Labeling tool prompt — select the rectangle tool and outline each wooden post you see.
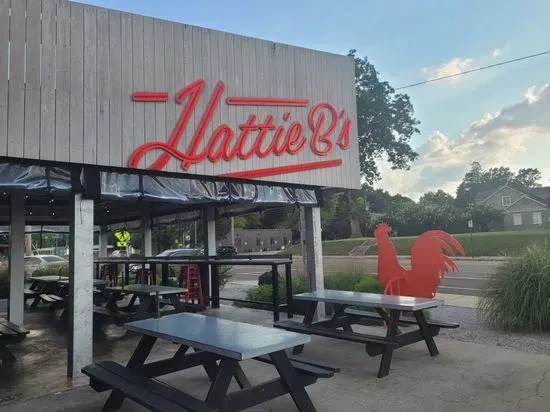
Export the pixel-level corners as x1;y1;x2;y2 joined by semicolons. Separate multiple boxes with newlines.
8;191;25;325
304;206;325;321
67;193;94;378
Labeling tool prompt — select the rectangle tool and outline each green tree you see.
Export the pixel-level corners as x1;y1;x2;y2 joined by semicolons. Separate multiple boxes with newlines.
419;190;455;207
349;50;420;185
515;168;542;188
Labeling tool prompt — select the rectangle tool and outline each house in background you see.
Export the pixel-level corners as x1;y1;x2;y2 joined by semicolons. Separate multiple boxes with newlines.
474;183;550;230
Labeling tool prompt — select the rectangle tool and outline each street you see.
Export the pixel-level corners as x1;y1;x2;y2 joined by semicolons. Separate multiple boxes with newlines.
228;257;502;281
224;257;504;297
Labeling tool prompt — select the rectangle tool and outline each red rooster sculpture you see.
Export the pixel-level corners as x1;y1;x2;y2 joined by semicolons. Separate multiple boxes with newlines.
374;223;466;299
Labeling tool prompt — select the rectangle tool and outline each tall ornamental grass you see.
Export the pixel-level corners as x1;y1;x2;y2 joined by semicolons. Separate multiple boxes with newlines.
479;245;550;332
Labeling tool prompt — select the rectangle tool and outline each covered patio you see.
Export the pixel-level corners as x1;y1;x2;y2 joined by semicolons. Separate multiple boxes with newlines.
0;162;324;378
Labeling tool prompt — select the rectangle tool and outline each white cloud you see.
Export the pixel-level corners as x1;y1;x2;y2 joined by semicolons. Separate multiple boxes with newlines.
421;47;505;84
422;57;474;83
375;84;550;200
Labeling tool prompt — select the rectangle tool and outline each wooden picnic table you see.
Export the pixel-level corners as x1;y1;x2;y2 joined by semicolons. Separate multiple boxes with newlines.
82;313;338;411
274;290;459;378
95;285;187;327
32;278;111;320
24;276;69;308
0;319;29;366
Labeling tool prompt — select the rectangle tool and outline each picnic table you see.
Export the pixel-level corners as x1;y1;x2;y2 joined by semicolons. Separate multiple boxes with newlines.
95;255;294;321
94;285;187;327
274;290;458;378
37;279;112;319
82;313;338;411
0;319;29;366
25;275;68;308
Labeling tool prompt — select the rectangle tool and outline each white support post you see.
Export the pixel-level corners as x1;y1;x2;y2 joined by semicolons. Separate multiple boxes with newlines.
304;206;325;320
9;191;25;326
99;224;108;257
67;193;94;378
141;207;152;257
203;206;216;302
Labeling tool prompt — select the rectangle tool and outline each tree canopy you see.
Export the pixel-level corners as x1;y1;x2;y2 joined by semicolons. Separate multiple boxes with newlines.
349;50;420;185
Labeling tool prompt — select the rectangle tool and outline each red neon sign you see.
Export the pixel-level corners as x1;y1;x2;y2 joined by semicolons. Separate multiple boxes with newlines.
128;79;352;178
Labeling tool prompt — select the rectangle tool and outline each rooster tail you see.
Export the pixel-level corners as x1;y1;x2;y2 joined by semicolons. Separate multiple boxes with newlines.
408;230;466;297
416;230;466;256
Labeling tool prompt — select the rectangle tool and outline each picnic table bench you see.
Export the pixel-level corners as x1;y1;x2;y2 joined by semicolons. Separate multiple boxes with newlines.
0;319;29;366
274;290;457;378
83;313;337;411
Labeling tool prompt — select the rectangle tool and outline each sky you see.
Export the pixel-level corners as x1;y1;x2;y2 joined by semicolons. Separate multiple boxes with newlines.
76;0;550;200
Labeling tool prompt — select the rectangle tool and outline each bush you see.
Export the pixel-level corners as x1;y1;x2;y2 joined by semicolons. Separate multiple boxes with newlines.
479;245;550;332
32;264;68;277
0;268;8;299
325;272;367;291
238;272;383;314
354;276;384;293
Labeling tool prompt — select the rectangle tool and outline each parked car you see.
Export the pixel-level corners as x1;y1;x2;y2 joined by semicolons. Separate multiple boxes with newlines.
156;248;204;257
217;245;237;257
129;248;204;274
24;254;67;278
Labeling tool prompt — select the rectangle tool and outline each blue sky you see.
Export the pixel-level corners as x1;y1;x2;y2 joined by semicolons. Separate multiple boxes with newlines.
76;0;550;199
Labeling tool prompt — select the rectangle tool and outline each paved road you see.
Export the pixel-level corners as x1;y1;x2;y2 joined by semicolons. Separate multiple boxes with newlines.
228;258;502;282
225;257;504;296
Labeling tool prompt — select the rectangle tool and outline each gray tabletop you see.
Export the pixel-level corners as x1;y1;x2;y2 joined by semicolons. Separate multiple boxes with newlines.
58;279;109;287
293;290;443;311
105;284;186;296
29;276;68;283
125;313;310;360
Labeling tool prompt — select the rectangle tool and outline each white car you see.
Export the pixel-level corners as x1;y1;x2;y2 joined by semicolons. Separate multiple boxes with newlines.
24;255;67;278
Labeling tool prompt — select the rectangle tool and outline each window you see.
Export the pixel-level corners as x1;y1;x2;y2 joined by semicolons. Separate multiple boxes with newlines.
513;213;522;226
502;196;512;207
533;212;543;225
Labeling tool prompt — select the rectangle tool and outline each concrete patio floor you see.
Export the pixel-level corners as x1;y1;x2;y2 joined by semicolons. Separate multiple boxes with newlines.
1;305;549;411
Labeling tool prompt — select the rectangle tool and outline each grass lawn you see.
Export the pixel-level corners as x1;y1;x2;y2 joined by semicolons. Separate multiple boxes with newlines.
285;230;550;257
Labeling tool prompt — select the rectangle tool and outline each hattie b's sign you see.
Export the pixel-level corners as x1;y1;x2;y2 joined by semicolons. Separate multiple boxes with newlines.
128;79;353;179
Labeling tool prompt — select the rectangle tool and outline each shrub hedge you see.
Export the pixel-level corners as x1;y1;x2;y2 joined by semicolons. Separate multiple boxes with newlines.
479;244;550;332
237;271;384;314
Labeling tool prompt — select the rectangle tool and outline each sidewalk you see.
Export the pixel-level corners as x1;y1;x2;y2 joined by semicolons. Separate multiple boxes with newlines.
436;292;479;309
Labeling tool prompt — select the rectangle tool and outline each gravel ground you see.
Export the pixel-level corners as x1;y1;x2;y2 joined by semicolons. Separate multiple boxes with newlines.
221;283;550;355
3;284;550;356
431;305;550;355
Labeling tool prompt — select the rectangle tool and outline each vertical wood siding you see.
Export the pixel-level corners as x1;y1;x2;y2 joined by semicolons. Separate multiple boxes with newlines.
0;0;360;189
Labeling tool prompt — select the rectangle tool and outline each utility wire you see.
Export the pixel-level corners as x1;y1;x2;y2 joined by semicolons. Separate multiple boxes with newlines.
395;50;550;90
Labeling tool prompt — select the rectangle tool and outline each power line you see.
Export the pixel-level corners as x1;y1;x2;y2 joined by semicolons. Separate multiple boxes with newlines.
395;50;550;90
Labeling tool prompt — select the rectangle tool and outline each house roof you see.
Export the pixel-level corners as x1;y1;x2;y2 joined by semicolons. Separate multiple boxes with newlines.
474;183;550;205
